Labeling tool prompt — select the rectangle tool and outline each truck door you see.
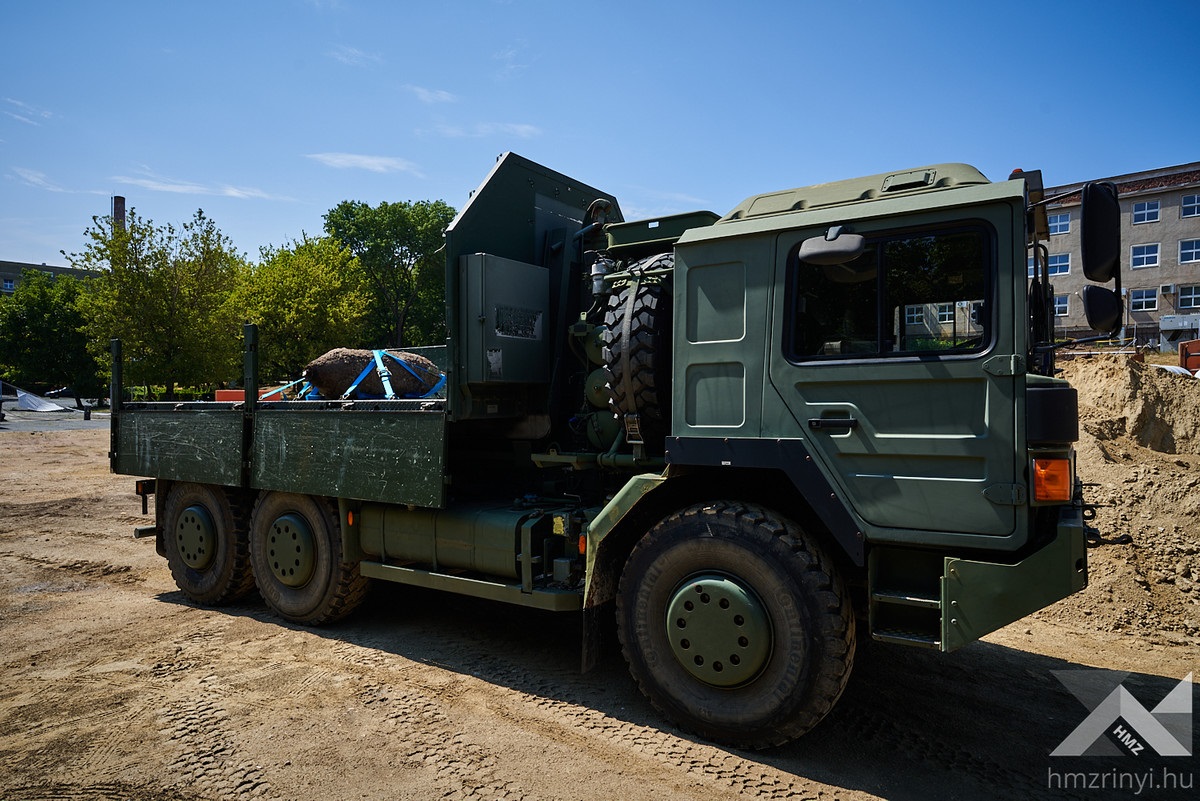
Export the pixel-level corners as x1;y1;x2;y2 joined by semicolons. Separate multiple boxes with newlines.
768;215;1020;539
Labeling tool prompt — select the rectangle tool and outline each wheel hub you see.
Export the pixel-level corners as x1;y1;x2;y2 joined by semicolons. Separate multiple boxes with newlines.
267;513;316;588
176;504;216;570
666;574;772;687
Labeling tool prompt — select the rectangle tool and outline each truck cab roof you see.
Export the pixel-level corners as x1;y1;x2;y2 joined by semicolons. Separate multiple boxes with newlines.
720;163;991;223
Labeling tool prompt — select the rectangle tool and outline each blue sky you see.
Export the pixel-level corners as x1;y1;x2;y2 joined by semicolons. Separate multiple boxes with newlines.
3;0;1197;266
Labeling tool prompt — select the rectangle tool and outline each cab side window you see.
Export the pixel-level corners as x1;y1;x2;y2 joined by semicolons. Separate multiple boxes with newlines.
786;225;992;360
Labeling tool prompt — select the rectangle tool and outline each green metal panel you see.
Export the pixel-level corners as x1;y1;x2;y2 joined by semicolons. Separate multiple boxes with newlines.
113;410;242;484
719;163;991;223
251;409;446;507
358;503;530;579
672;237;771;439
941;510;1088;651
459;254;551;384
583;472;667;608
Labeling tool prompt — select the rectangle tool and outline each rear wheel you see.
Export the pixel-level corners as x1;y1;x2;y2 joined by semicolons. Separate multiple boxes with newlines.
162;482;255;605
249;492;368;625
616;501;855;749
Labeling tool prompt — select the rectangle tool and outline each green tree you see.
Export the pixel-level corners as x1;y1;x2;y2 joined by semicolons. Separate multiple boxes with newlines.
230;235;372;381
69;208;245;397
0;269;104;406
323;199;455;347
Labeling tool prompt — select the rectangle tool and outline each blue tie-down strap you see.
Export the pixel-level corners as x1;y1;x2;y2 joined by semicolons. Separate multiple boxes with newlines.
383;351;446;398
258;377;314;401
340;350;446;400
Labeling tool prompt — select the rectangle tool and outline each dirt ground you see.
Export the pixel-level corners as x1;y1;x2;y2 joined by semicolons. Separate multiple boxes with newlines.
1;356;1196;801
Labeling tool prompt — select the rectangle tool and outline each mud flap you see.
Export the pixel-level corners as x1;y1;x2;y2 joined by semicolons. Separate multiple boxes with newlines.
941;507;1088;651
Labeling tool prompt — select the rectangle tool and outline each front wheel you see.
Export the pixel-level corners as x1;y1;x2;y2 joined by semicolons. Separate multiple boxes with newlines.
616;501;855;749
249;492;368;625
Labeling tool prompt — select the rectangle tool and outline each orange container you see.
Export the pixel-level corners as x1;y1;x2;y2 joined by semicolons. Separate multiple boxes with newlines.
1180;339;1200;373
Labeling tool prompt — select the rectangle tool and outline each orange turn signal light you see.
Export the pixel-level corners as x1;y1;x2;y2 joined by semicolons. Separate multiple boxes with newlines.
1033;458;1071;502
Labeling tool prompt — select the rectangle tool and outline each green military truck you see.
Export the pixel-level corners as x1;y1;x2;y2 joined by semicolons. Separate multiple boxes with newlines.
111;153;1123;749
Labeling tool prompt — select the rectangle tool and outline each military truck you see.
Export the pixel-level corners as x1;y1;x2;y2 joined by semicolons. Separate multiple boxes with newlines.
111;153;1123;749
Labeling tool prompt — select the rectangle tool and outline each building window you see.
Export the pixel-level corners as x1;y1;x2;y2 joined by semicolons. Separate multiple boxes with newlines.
1180;285;1200;309
1130;288;1157;311
904;305;922;325
1028;254;1071;277
1054;294;1069;316
1133;200;1160;224
1181;239;1200;264
1131;244;1160;268
936;303;954;324
1048;212;1070;235
1183;195;1199;218
2;278;13;292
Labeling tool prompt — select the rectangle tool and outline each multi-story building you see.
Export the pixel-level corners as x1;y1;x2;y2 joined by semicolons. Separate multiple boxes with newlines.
1040;162;1200;350
0;260;89;295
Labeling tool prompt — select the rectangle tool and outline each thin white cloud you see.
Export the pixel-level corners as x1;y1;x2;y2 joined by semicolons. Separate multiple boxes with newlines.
406;85;457;104
431;122;541;139
492;44;531;80
13;167;107;195
329;45;381;67
111;167;286;200
14;168;66;191
4;98;53;125
306;152;423;176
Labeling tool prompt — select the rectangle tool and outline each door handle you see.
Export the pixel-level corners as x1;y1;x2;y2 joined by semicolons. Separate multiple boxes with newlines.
808;417;858;431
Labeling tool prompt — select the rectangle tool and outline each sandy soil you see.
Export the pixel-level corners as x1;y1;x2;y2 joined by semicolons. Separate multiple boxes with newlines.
1;357;1196;800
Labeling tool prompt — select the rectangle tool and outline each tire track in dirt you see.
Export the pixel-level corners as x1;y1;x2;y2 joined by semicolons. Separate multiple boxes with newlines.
8;552;143;585
328;638;536;800
0;781;199;801
330;630;832;800
159;693;273;801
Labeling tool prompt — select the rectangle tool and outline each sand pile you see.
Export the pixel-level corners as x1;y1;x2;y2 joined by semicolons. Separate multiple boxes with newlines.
1043;355;1200;645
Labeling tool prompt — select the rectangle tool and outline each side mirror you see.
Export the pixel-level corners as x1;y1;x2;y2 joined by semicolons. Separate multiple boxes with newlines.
799;229;866;265
1081;285;1122;336
1080;181;1120;282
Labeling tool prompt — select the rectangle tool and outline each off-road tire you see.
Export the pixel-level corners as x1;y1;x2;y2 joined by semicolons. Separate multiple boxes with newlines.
616;501;855;749
162;482;255;605
248;492;369;625
603;253;673;449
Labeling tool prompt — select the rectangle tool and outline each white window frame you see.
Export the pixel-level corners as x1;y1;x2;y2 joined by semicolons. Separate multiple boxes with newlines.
1;278;13;292
1133;200;1160;224
1048;212;1070;235
1179;285;1200;309
1181;239;1200;264
904;305;923;325
1130;288;1157;312
936;303;954;324
1053;294;1069;317
1047;253;1070;276
1183;194;1199;218
1131;243;1160;269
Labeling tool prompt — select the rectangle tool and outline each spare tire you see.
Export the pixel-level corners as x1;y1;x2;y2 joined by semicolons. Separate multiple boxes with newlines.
603;253;673;450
